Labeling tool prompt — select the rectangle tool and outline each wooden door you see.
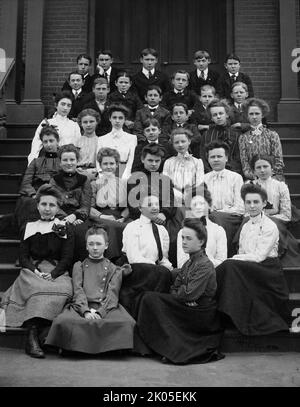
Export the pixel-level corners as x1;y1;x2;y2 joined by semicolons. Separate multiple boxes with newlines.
95;0;227;75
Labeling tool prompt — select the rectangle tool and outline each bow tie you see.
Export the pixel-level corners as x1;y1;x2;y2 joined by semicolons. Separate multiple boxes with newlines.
40;217;55;222
149;107;157;112
176;91;184;95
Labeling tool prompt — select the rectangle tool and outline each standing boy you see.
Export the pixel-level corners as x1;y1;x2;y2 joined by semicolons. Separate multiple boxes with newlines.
67;72;90;118
217;54;254;100
189;50;220;95
132;48;171;101
190;84;215;133
91;50;119;93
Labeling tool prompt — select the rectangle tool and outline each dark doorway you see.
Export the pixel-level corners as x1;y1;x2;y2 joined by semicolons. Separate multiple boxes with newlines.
95;0;227;76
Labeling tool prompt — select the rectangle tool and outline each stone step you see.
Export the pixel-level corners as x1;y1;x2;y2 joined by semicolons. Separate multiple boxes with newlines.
0;174;22;194
0;156;27;173
0;195;19;215
285;173;300;195
283;155;300;172
291;194;300;208
0;139;31;155
0;239;20;263
6;123;38;139
269;123;300;138
281;138;300;155
0;264;21;292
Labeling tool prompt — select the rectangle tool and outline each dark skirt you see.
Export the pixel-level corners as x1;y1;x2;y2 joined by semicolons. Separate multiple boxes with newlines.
209;211;243;257
135;292;223;364
215;257;290;336
119;263;172;319
45;303;135;354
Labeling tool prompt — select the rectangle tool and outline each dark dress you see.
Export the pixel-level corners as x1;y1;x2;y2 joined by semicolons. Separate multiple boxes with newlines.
135;249;224;364
15;152;60;231
46;257;135;354
0;219;74;327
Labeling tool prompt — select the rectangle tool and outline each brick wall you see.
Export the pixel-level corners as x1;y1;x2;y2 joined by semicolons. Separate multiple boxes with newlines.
233;0;281;120
41;0;89;113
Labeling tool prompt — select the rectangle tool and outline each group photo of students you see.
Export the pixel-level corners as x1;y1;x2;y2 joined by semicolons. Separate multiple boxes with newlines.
1;46;299;366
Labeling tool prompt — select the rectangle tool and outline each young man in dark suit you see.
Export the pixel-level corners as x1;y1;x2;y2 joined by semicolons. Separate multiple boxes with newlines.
217;53;254;100
62;54;94;93
67;72;92;118
90;50;119;93
188;50;220;95
132;48;171;101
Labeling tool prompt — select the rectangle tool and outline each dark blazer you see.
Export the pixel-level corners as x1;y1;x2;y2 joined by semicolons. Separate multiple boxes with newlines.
107;90;144;121
134;105;171;142
132;69;171;100
90;67;119;93
69;91;93;118
217;72;254;100
161;89;198;111
127;169;176;221
190;102;211;127
82;97;112;136
62;74;94;94
188;69;220;94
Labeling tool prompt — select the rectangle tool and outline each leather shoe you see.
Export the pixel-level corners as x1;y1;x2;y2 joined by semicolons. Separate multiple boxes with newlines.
25;325;45;359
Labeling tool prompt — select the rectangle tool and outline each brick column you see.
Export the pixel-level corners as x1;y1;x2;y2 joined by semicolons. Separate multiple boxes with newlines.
277;0;300;122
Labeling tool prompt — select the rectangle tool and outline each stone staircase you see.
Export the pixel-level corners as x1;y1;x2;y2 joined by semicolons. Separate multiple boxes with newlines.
0;122;300;351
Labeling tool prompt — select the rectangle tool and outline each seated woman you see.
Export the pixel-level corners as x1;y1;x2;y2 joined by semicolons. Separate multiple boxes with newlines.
177;185;227;268
135;218;224;365
119;193;173;319
163;128;204;205
0;184;74;358
49;143;92;227
239;98;284;181
215;183;290;336
45;226;135;355
15;124;61;232
75;147;129;262
28;91;81;164
248;154;300;267
76;108;100;181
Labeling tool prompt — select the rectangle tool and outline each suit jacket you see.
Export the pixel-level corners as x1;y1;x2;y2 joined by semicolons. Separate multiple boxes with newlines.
217;72;254;100
134;105;171;142
161;89;198;111
90;67;119;93
127;169;176;221
132;69;171;100
62;74;94;94
188;69;220;94
190;102;211;127
82;97;112;136
69;91;93;118
107;90;144;121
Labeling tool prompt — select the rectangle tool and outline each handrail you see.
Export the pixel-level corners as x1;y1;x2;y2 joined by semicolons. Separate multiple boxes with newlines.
0;58;15;92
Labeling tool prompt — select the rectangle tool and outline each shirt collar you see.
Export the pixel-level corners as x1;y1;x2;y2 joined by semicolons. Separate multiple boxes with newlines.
142;67;154;77
72;88;82;95
177;151;192;159
174;88;184;94
139;214;152;224
197;68;208;78
105;67;112;76
111;129;124;138
250;212;264;224
212;169;226;179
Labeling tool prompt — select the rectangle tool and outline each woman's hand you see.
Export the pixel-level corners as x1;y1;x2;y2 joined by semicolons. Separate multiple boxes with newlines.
73;219;84;226
40;272;53;281
64;214;77;224
34;269;43;278
84;311;102;320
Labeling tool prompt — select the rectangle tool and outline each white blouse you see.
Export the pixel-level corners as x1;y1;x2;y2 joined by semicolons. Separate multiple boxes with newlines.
252;178;291;222
77;135;98;168
177;218;227;268
122;215;173;270
232;213;279;263
163;153;204;192
96;130;137;180
28;113;81;164
204;168;245;215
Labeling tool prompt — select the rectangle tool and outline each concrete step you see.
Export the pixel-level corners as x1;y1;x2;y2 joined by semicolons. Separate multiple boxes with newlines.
0;174;22;195
281;138;300;155
0;239;20;263
0;195;19;215
283;155;300;172
269;123;300;138
6;123;38;139
0;264;21;292
0;327;27;350
285;173;300;195
0;156;27;173
0;139;31;155
291;194;300;208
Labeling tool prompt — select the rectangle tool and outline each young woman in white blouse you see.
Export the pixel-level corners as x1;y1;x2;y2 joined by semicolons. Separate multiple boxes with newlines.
177;184;227;268
28;91;81;164
215;183;289;336
163;128;204;205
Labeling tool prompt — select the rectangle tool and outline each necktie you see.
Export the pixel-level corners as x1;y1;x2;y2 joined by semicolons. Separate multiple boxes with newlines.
74;91;78;99
151;221;163;262
149;108;156;114
104;71;108;81
200;71;205;79
231;74;237;82
238;104;242;112
148;71;153;79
